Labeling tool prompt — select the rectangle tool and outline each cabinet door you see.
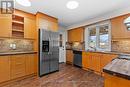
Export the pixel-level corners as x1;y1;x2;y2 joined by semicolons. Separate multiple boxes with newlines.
66;50;73;64
85;53;92;69
101;54;118;72
0;56;10;83
82;52;87;68
0;14;12;37
10;55;26;79
24;17;36;39
49;21;58;32
25;54;35;75
68;27;84;42
91;53;101;72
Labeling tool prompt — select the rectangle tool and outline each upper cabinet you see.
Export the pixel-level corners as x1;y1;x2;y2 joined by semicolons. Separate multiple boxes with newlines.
0;10;36;39
14;10;36;39
0;14;12;37
24;17;36;39
36;12;58;32
68;27;84;42
111;14;130;39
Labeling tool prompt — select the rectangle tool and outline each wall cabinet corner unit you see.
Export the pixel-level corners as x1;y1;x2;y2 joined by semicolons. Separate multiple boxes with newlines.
68;27;84;42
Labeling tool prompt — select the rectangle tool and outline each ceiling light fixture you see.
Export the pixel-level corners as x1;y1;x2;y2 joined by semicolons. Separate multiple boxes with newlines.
66;1;79;10
16;0;31;7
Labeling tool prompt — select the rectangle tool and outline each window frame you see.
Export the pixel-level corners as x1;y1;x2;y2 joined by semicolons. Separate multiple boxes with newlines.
85;21;111;51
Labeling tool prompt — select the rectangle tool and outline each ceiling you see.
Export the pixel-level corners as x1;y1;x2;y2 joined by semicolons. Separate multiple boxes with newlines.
15;0;130;27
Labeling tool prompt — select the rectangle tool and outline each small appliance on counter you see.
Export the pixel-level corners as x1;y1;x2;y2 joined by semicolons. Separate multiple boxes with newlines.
103;54;130;80
39;29;59;77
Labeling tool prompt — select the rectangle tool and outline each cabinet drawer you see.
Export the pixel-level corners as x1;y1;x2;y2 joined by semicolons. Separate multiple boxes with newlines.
11;69;25;79
10;55;26;79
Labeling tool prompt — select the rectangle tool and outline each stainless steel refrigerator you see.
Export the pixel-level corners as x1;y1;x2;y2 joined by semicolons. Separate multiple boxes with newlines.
39;29;59;77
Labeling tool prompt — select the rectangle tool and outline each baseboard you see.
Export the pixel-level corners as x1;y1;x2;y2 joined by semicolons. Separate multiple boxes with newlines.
59;62;65;64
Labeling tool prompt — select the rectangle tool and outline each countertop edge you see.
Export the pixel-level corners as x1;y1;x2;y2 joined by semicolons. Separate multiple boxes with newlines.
66;49;130;55
0;52;37;56
103;69;130;80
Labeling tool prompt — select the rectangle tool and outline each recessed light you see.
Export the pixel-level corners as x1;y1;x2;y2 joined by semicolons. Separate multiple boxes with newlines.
16;0;31;7
66;1;79;10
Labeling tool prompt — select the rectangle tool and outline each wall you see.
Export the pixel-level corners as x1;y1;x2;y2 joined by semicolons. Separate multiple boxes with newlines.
0;38;34;53
67;6;130;30
58;26;67;63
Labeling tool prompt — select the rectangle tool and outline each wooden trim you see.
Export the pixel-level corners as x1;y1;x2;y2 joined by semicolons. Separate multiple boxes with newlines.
36;12;58;23
36;12;58;20
14;9;36;19
0;74;36;86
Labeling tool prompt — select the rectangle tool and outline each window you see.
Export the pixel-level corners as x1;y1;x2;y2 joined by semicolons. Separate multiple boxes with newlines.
85;21;111;51
88;27;97;49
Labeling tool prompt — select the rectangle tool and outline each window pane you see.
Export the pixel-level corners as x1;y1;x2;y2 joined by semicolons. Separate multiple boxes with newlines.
88;27;96;48
99;25;109;49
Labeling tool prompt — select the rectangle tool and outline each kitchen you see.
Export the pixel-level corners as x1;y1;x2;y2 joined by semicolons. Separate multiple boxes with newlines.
0;0;130;87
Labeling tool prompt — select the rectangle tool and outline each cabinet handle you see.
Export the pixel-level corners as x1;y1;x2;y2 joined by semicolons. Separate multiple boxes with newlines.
15;63;23;65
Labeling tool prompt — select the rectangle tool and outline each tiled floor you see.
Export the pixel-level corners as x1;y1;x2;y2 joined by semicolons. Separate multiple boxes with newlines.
2;64;104;87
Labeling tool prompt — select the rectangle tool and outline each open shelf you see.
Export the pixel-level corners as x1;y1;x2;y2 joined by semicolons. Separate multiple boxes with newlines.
12;29;24;33
12;20;24;25
12;15;24;38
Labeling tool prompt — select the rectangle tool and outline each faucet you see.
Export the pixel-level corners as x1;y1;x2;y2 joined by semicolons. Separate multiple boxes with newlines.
89;46;96;51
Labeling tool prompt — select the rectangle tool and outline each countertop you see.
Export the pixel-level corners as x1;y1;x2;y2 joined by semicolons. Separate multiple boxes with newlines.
66;49;130;55
103;58;130;80
0;51;37;56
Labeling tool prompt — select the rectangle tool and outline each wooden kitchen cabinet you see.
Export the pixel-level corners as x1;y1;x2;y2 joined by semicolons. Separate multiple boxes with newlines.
0;54;36;83
0;14;12;37
82;52;92;70
36;12;58;31
66;50;74;64
25;54;35;75
82;52;101;72
82;52;118;74
91;53;101;72
68;27;84;42
111;14;130;39
10;55;26;79
101;54;118;73
104;73;130;87
0;56;10;83
24;17;36;39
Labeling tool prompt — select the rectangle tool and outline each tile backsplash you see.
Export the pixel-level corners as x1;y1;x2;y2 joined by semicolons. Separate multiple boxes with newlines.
112;40;130;52
0;38;34;53
66;42;84;50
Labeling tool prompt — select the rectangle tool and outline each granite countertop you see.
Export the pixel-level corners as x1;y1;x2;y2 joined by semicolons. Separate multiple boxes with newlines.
103;58;130;80
66;49;130;55
0;51;37;56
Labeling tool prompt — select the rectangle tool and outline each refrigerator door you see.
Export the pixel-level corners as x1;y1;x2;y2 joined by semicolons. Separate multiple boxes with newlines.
49;31;59;72
39;29;50;76
40;53;50;75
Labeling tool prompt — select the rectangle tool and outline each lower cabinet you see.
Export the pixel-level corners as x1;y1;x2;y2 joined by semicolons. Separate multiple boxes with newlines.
0;56;10;83
25;54;35;75
104;73;130;87
66;50;74;64
10;55;26;79
0;54;36;83
82;52;118;74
